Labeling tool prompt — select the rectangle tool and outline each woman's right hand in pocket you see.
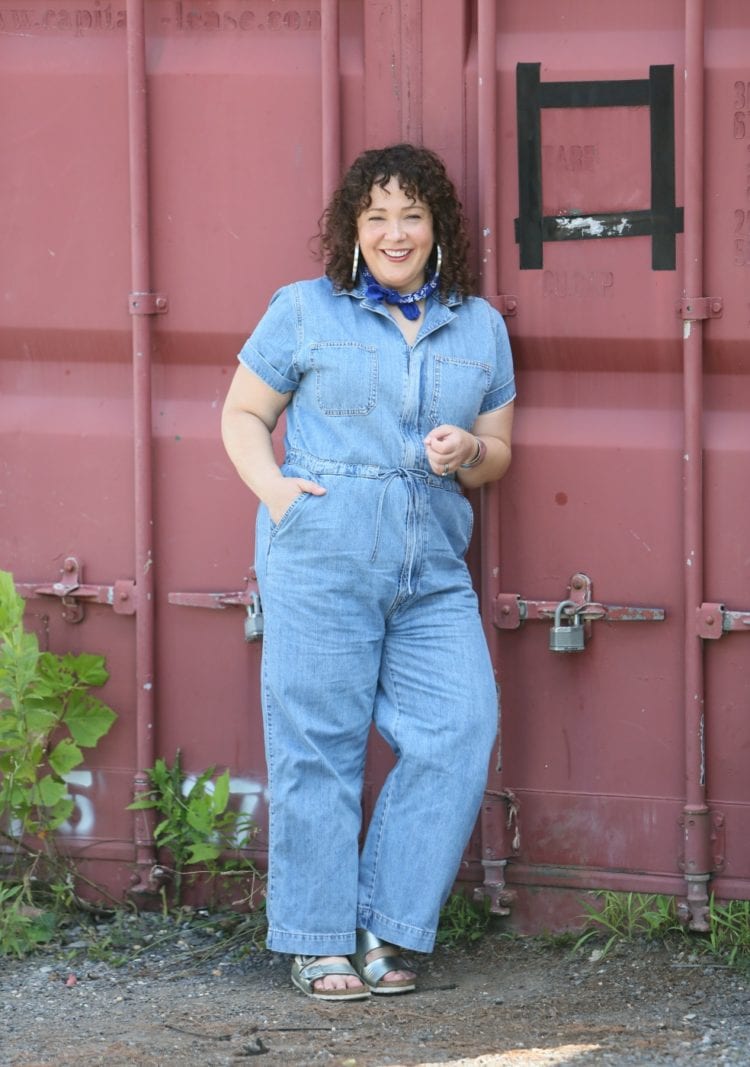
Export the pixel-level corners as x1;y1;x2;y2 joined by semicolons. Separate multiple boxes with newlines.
266;478;326;525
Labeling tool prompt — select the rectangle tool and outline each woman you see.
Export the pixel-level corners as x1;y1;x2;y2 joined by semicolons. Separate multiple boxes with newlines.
221;144;515;1001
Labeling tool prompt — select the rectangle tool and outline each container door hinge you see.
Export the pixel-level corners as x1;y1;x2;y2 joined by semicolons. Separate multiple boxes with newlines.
678;810;726;875
696;602;750;639
129;291;168;315
15;557;137;623
677;296;723;320
473;789;520;915
493;572;665;650
168;571;263;642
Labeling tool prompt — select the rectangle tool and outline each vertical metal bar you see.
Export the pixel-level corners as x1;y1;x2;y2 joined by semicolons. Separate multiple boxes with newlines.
321;0;341;208
477;0;498;299
126;0;159;894
477;0;499;626
475;0;515;913
399;0;423;144
680;0;711;930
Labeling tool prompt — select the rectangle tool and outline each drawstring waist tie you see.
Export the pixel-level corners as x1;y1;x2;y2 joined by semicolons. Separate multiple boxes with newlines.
284;449;462;595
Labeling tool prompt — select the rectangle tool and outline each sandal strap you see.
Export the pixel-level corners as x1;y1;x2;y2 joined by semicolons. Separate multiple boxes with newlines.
294;956;362;982
358;951;412;987
352;929;413;987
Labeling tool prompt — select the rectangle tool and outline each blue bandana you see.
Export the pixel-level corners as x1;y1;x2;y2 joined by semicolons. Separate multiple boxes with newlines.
361;266;439;321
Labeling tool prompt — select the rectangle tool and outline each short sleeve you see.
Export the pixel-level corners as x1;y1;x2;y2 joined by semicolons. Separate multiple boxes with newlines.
237;285;301;395
479;303;516;414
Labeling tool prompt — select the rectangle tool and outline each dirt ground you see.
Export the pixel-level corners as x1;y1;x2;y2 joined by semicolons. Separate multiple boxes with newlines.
1;911;749;1067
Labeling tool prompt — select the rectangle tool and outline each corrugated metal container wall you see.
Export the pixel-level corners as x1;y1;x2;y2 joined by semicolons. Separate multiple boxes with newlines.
1;0;748;928
485;0;750;931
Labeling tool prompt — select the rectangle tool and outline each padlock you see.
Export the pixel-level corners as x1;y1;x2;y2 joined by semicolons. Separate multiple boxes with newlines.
244;591;264;642
549;599;585;652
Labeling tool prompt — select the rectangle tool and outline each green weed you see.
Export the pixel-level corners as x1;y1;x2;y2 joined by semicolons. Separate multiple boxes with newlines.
127;750;259;907
0;569;118;956
573;890;750;970
706;896;750;968
437;892;493;946
573;892;685;958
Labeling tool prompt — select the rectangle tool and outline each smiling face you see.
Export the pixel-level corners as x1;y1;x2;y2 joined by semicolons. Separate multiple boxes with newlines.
356;176;435;294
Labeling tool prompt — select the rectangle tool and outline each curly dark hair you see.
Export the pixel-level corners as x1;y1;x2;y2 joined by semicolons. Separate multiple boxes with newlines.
319;143;475;300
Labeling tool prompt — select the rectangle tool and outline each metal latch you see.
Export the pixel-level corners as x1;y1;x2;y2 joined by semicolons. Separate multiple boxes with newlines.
696;603;750;639
15;557;136;623
493;573;666;652
168;571;263;643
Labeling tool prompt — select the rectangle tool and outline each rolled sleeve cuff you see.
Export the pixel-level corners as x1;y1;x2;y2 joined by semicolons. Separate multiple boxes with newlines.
238;342;297;395
480;378;516;414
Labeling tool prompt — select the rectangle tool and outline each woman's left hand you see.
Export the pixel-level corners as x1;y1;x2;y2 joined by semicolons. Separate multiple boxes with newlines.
423;424;477;477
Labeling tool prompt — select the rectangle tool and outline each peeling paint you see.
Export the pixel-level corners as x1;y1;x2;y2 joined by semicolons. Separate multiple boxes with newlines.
683;319;692;340
555;215;631;238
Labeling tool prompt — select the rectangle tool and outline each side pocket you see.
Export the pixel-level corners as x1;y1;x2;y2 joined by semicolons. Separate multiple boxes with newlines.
254;502;271;590
460;493;475;549
268;490;312;541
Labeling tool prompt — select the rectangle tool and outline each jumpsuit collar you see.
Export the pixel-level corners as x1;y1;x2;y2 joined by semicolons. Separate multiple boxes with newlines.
333;278;462;339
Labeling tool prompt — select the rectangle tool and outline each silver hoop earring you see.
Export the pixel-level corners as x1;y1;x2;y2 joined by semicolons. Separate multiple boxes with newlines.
434;244;443;278
351;241;360;283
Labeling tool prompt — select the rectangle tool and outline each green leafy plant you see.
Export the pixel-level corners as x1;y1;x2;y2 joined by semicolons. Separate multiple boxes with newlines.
127;750;258;907
437;891;493;946
0;882;57;957
0;569;118;955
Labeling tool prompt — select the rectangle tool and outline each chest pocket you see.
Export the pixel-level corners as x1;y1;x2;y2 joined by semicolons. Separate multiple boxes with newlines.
309;342;378;416
428;354;492;429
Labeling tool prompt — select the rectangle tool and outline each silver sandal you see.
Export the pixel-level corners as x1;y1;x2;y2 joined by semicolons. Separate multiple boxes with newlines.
350;928;416;995
291;955;370;1001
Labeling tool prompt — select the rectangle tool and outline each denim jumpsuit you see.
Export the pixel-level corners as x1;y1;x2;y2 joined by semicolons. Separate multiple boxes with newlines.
238;276;515;956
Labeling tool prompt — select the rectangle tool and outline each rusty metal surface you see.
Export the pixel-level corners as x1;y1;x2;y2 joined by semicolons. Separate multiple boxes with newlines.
2;0;750;926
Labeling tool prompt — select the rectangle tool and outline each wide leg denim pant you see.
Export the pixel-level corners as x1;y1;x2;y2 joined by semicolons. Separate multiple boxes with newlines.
255;453;498;956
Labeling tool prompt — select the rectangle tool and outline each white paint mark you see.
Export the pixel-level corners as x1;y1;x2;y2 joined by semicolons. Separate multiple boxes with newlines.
683;320;692;340
555;215;631;238
483;227;491;237
57;772;270;841
182;774;269;845
686;558;693;567
59;771;95;836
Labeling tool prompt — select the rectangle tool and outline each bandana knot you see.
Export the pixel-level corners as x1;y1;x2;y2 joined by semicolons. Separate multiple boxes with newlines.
361;266;439;321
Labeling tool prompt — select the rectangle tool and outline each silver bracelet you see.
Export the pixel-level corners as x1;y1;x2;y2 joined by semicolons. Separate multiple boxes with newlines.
459;436;487;469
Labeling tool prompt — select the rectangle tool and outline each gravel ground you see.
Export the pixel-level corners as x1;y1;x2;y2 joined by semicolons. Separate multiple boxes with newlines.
1;912;749;1066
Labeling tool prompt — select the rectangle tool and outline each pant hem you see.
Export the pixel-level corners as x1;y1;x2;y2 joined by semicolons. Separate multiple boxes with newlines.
267;928;356;956
357;908;435;953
